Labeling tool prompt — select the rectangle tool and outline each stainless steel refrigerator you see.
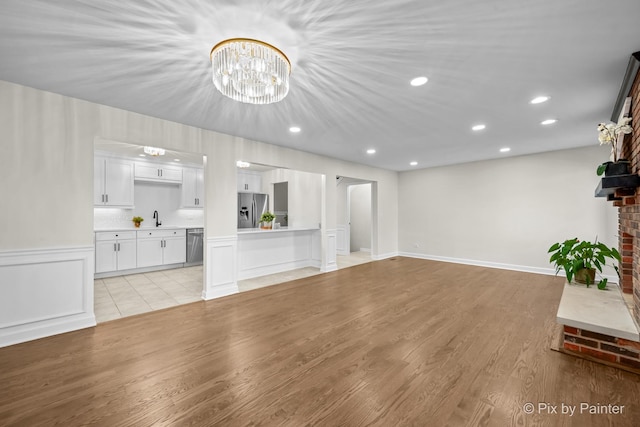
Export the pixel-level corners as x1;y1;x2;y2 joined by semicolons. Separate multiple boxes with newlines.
238;193;269;228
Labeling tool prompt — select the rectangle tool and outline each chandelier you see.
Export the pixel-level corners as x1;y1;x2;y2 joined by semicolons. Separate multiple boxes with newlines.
210;38;291;105
143;146;165;156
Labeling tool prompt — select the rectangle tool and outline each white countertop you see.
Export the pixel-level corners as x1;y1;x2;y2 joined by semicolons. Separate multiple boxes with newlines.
557;281;639;341
237;226;320;235
95;225;202;232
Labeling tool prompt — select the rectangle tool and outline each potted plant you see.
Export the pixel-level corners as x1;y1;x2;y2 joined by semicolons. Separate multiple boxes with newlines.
548;238;621;289
260;211;275;229
132;216;144;228
596;117;633;176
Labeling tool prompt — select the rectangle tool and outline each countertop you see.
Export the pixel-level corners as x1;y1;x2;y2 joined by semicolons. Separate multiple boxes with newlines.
95;225;203;232
237;226;320;235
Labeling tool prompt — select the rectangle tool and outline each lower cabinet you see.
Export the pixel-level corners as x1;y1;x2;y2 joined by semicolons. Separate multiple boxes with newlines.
95;231;137;273
136;229;186;268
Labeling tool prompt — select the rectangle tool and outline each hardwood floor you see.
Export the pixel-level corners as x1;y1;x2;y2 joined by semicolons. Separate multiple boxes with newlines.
1;257;640;426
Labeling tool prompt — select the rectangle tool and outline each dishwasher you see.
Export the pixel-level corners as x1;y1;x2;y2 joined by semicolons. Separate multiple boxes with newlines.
186;228;204;266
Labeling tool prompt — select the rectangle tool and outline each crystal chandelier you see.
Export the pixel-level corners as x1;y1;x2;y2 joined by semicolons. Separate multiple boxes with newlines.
210;38;291;104
143;146;165;156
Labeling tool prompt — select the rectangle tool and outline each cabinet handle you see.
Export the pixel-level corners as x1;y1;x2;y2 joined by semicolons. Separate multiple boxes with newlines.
106;194;109;203
245;184;248;190
114;243;117;251
101;194;104;203
118;243;121;251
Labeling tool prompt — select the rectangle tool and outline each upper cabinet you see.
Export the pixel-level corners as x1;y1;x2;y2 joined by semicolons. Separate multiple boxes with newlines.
135;162;182;183
237;170;262;193
94;156;134;207
181;167;204;208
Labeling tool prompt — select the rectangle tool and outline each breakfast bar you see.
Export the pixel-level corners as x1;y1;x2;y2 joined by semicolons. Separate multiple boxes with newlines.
236;227;321;280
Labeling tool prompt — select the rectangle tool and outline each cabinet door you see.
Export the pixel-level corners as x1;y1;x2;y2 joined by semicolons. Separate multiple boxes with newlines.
181;167;198;208
237;171;249;192
195;168;204;206
105;159;134;207
161;166;182;183
163;237;186;265
95;240;117;273
135;163;161;180
247;173;262;193
116;239;137;271
136;237;164;268
94;157;106;205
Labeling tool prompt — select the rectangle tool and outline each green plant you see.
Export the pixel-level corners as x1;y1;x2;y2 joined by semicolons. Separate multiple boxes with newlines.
260;211;275;223
596;163;608;176
132;216;144;223
548;238;621;289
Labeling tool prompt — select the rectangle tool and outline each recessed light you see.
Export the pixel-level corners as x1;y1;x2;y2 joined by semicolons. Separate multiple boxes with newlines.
530;96;550;104
410;161;418;166
500;147;511;153
410;76;428;87
541;119;557;125
289;126;301;133
139;154;146;157
236;160;251;168
472;124;486;131
367;149;376;154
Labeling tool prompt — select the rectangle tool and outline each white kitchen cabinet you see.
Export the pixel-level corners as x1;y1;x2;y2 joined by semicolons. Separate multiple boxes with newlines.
134;162;182;183
95;231;137;273
181;167;204;208
136;229;186;268
94;157;134;207
237;170;262;193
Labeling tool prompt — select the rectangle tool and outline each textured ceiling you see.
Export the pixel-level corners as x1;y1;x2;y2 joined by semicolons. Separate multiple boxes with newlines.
0;0;639;171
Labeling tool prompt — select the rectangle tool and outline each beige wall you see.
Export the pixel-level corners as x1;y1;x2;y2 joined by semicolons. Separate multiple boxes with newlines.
0;80;399;257
398;145;619;271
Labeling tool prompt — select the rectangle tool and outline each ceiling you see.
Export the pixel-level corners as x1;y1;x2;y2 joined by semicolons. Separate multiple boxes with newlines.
1;0;639;171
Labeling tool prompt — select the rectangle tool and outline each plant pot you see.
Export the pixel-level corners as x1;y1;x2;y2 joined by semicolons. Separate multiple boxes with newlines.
604;159;631;176
134;222;141;228
260;222;272;230
574;268;596;285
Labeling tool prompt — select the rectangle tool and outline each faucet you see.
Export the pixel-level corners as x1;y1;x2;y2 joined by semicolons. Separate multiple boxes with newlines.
153;210;161;227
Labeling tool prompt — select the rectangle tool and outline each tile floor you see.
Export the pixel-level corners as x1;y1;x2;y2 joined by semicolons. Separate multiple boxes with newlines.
94;252;373;323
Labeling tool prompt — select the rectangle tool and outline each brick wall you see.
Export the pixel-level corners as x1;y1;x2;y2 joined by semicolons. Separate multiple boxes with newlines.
563;326;640;370
618;67;640;331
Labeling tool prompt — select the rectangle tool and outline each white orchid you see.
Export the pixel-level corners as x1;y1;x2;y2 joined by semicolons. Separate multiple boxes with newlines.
597;116;632;162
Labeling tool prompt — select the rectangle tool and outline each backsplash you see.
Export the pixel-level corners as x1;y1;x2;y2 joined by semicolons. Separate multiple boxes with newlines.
94;181;203;229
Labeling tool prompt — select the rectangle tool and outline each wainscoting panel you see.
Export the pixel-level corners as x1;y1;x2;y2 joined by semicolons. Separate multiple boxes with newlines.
0;246;96;348
336;225;348;256
323;229;338;272
204;236;238;300
237;230;321;280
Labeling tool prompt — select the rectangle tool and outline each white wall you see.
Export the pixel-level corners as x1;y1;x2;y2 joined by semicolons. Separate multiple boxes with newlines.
262;168;323;229
398;145;619;274
349;183;372;252
0;79;399;345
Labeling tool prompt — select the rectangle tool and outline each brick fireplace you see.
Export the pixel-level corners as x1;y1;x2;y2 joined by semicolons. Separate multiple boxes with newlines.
616;59;640;328
557;53;640;372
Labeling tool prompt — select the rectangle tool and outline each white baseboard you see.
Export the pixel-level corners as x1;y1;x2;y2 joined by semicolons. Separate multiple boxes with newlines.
359;248;371;253
0;246;96;348
372;252;399;261
398;252;619;283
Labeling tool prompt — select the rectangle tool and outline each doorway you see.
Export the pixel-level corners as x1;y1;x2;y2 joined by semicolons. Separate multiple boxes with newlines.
336;176;375;269
93;138;206;323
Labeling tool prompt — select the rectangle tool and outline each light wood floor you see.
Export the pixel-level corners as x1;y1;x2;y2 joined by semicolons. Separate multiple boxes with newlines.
2;257;640;426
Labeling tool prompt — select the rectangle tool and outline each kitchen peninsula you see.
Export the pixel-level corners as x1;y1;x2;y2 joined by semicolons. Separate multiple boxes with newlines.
236;226;321;280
